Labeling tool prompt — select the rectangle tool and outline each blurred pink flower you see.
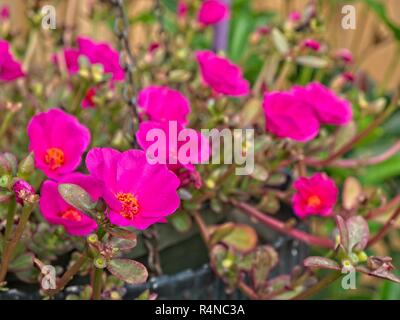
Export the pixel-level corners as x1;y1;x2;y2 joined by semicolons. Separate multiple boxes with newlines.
292;82;352;126
136;120;210;173
59;36;125;81
177;0;188;18
334;48;353;64
198;0;229;26
86;148;180;229
27;108;91;180
263;91;320;142
82;87;97;109
0;40;25;82
288;11;301;22
13;180;35;205
292;173;338;219
138;86;191;126
0;5;10;20
196;50;250;97
302;39;321;51
39;173;101;236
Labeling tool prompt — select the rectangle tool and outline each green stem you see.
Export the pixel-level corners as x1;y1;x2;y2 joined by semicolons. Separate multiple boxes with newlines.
291;271;342;300
0;204;34;284
45;253;88;297
0;111;15;142
4;198;17;247
91;267;103;300
71;82;90;115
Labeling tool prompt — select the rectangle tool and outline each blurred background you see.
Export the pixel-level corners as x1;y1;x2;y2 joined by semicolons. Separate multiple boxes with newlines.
1;0;400;90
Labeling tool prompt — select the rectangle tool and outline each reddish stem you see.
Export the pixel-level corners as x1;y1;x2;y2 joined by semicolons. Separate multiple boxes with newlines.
367;205;400;247
230;199;334;249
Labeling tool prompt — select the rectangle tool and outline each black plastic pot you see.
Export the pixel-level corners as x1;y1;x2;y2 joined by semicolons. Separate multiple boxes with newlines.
0;202;308;300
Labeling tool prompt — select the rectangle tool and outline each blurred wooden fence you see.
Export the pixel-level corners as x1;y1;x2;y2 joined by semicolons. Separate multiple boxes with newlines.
1;0;399;89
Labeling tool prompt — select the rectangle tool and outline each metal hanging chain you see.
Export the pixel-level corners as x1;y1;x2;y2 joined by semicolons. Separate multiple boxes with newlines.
109;0;162;276
109;0;139;148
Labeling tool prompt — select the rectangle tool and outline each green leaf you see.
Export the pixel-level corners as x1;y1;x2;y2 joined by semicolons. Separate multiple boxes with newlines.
209;222;236;246
335;215;349;252
221;224;258;253
304;256;340;270
271;28;289;55
58;184;97;218
252;245;278;289
364;0;400;42
107;259;148;285
9;252;34;272
168;211;192;233
108;227;137;241
342;177;362;210
346;216;369;252
108;238;137;252
296;56;328;68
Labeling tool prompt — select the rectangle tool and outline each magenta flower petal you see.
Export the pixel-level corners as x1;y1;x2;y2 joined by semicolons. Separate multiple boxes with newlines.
138;86;191;125
198;0;230;26
39;173;100;236
196;50;250;97
136;120;210;173
57;36;124;81
0;40;25;82
27;108;91;180
302;39;321;51
292;82;353;126
263;91;320;142
85;148;180;230
292;173;338;219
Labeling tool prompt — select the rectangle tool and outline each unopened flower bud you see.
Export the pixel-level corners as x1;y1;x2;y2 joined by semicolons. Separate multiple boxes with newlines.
357;251;368;263
18;153;35;179
110;291;121;300
12;179;37;205
168;70;191;83
222;258;234;269
0;152;17;175
94;257;107;269
0;174;12;189
87;234;99;244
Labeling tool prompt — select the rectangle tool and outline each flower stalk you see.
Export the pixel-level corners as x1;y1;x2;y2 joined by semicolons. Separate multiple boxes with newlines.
230;199;334;249
0;203;35;284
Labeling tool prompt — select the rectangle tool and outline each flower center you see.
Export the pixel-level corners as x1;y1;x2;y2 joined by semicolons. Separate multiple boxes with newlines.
45;147;65;170
115;192;140;220
60;208;82;222
307;195;322;208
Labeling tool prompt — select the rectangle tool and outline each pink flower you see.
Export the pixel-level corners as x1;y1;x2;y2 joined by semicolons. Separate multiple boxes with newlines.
86;148;180;229
292;173;338;219
39;173;101;236
13;180;35;205
302;39;321;51
177;0;188;18
136;120;210;173
334;48;353;64
292;82;352;126
263;91;320;142
0;40;25;82
27;108;91;180
59;36;124;81
138;86;191;126
0;5;10;20
82;87;97;109
198;0;229;26
288;11;301;22
196;50;250;97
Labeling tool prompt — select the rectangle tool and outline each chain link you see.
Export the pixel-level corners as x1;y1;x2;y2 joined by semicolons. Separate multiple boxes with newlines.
109;0;139;148
109;0;162;276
